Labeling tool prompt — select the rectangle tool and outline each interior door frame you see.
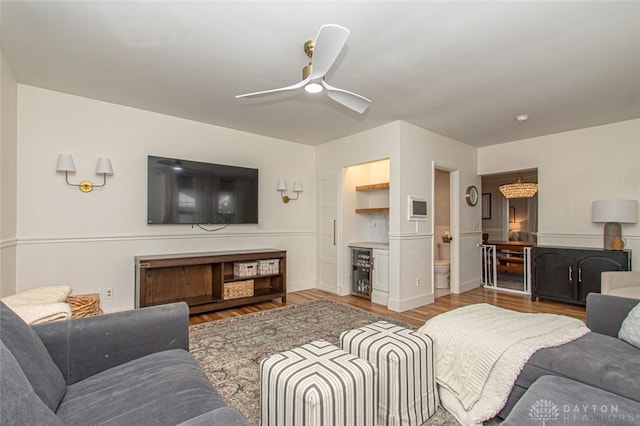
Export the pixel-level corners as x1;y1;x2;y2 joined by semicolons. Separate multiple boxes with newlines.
433;162;460;294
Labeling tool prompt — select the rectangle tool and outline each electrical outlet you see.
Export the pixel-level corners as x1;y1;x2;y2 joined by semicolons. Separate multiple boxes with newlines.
416;277;421;287
104;288;114;299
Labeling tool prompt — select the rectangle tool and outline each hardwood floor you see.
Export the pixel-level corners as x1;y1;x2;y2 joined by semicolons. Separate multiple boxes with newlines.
189;287;586;327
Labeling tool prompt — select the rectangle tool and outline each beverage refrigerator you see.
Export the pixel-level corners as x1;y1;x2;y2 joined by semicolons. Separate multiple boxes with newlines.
351;248;372;299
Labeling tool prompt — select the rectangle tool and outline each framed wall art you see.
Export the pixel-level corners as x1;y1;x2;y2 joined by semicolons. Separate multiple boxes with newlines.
481;193;491;219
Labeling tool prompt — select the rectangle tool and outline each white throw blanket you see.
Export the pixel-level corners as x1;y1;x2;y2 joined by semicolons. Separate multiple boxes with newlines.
2;285;72;306
2;285;73;324
418;303;589;425
6;302;72;325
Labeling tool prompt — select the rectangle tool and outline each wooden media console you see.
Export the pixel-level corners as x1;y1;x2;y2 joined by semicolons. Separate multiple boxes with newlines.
135;249;286;314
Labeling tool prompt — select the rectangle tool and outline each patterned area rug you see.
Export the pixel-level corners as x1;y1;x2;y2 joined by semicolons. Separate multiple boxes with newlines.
189;299;461;426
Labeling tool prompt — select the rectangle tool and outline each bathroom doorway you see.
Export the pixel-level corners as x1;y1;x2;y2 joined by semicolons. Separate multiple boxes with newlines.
434;168;452;298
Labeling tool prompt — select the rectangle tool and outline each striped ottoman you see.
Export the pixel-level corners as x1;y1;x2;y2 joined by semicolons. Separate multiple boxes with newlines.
340;321;439;426
260;340;378;426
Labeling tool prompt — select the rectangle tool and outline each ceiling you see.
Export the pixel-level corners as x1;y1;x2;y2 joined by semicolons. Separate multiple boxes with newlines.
2;1;639;147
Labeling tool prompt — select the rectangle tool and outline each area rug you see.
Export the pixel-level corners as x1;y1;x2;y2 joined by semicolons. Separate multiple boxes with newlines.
189;299;461;426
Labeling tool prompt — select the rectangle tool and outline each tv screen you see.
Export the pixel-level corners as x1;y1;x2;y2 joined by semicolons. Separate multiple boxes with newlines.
147;155;258;224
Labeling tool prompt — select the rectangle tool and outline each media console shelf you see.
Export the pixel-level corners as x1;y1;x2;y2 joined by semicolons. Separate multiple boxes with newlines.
135;249;286;314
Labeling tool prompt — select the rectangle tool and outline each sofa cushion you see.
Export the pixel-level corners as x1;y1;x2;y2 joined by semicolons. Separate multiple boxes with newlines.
516;332;639;402
56;349;228;426
0;302;66;412
502;375;640;425
0;342;63;425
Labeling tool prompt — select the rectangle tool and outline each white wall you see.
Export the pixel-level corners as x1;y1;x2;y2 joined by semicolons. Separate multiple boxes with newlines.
14;85;317;311
10;80;636;314
316;121;480;312
317;122;401;299
1;50;18;297
347;159;390;243
398;122;481;300
478;119;640;267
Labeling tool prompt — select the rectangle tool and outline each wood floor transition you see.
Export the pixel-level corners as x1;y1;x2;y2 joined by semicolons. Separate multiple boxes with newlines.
189;287;586;327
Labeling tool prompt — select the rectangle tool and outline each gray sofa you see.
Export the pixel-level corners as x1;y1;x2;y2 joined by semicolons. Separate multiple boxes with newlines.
0;301;249;426
499;293;640;419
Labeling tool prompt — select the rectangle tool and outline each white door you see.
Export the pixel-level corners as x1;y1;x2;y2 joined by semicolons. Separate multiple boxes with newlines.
318;174;339;293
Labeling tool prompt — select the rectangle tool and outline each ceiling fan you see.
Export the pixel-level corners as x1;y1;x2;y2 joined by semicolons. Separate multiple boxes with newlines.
235;24;371;114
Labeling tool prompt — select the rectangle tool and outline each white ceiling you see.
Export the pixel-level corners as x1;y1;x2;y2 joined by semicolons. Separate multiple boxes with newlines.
2;1;639;147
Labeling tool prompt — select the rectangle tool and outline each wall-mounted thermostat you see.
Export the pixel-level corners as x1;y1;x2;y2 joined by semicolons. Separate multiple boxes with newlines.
408;195;428;221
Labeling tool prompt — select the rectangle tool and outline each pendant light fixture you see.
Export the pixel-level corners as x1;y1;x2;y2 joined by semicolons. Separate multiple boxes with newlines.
499;175;538;199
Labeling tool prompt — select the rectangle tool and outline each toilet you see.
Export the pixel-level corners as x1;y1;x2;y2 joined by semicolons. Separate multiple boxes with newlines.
434;242;450;289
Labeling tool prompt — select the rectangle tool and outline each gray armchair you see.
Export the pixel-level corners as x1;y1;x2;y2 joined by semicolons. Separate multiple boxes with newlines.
0;301;248;426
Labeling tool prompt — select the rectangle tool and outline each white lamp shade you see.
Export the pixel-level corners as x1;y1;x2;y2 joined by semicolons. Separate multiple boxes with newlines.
276;178;287;191
292;181;303;192
592;200;638;223
56;154;76;172
95;157;113;175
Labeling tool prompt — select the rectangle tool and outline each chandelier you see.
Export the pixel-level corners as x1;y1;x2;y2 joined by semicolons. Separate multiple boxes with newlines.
499;175;538;199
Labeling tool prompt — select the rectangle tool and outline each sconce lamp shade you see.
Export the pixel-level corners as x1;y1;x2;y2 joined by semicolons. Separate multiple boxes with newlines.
95;157;114;175
56;154;76;172
292;181;303;192
276;178;287;191
592;200;637;223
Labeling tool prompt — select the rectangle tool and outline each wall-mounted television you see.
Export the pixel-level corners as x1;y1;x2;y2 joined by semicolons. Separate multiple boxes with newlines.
147;155;258;225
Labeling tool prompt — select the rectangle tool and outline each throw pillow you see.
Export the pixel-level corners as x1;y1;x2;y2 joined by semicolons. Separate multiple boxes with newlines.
619;302;640;349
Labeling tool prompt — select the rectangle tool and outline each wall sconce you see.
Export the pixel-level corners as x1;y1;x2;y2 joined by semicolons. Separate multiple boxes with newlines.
592;199;637;250
276;178;303;203
56;154;113;193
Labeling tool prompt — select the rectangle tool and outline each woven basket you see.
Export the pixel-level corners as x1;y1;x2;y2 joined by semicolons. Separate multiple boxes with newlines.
258;259;280;275
223;280;254;300
234;262;258;277
67;293;103;318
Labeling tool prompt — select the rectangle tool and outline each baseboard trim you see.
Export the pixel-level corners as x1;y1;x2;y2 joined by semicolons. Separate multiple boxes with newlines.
387;293;434;313
457;278;481;294
287;280;316;293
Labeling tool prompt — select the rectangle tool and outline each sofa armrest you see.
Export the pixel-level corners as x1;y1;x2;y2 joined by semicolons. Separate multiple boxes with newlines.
586;293;638;337
33;302;189;385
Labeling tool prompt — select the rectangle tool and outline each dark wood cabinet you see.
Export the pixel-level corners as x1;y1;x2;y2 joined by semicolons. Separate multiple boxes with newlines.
135;249;286;314
531;246;630;305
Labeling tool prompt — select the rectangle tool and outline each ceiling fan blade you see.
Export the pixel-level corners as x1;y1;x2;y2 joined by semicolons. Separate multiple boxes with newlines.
322;80;371;114
236;78;308;99
309;24;350;80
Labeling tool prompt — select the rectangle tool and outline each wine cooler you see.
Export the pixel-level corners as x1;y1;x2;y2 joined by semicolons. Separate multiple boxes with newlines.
351;248;372;299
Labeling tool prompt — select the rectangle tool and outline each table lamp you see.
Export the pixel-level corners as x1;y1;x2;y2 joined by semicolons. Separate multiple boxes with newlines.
592;199;637;250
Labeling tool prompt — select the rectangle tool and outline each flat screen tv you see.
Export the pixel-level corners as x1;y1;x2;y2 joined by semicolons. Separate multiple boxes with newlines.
147;155;258;225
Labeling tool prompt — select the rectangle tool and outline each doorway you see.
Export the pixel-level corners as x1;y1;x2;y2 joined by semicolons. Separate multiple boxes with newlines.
434;167;453;298
480;169;538;293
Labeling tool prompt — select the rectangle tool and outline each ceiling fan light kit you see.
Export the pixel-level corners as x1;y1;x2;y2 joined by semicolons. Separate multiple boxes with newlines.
304;82;323;94
236;24;371;113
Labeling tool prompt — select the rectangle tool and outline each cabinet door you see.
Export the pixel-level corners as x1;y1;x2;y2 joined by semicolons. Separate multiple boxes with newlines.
576;252;629;303
532;250;575;302
372;249;389;292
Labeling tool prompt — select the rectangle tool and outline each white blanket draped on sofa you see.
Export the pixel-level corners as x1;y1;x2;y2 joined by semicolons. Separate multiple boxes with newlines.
418;303;589;426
